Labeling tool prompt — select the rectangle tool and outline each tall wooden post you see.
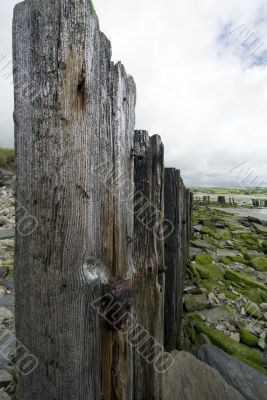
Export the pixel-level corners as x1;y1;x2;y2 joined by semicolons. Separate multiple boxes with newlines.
164;170;191;350
13;1;135;399
133;130;165;400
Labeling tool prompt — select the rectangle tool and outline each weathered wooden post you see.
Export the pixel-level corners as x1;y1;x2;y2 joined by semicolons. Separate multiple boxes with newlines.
13;1;136;399
133;130;165;399
164;172;191;350
164;169;183;350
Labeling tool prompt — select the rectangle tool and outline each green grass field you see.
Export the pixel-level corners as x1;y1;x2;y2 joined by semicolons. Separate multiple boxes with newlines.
0;147;15;171
191;187;267;196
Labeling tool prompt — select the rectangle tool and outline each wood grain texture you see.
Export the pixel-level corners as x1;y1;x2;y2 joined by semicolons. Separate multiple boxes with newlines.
164;169;192;350
13;1;135;399
133;130;164;400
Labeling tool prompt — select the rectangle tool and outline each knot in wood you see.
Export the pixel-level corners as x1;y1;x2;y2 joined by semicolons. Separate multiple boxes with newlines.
158;266;166;274
103;279;133;331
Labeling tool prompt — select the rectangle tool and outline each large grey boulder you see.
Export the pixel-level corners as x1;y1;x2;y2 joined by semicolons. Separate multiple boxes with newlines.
163;350;245;400
198;344;267;400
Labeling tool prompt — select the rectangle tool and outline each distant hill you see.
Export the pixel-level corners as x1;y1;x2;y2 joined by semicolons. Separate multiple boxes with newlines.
0;147;15;171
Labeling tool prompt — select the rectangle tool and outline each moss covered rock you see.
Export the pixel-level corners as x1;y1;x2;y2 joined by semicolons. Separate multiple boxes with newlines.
194;253;213;266
249;256;267;272
245;301;262;319
240;287;264;305
195;264;210;279
218;256;232;265
239;328;258;347
193;322;266;374
184;294;209;312
225;269;267;292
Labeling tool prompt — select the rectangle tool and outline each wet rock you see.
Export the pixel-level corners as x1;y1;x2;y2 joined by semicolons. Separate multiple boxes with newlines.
248;216;262;224
198;344;267;400
163;350;245;400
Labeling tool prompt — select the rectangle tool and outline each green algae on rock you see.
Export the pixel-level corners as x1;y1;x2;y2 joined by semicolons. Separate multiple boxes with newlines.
225;269;267;292
249;256;267;272
245;301;263;319
239;328;259;348
192;322;266;375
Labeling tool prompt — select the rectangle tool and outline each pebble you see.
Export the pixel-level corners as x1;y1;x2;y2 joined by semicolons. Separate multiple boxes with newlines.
260;303;267;311
0;308;14;320
215;324;226;333
218;293;226;301
230;332;240;342
258;338;266;350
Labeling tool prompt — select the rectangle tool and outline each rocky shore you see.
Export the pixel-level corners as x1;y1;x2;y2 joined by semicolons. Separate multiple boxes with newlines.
0;169;267;399
0;172;15;399
181;205;267;399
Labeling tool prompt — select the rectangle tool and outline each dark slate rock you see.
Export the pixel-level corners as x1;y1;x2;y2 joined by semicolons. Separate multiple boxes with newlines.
189;247;203;257
248;216;262;224
198;344;267;400
193;224;203;232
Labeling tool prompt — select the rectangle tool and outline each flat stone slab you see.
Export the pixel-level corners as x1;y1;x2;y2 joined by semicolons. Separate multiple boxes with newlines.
0;296;14;313
163;350;245;400
190;240;213;249
0;230;15;240
253;223;267;235
198;344;267;400
190;247;203;257
199;306;235;324
217;249;239;258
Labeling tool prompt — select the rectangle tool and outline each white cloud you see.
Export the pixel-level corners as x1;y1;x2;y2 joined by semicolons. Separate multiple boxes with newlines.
1;0;267;186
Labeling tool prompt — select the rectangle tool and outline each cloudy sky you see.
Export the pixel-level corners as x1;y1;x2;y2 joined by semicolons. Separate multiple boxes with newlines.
1;0;267;186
